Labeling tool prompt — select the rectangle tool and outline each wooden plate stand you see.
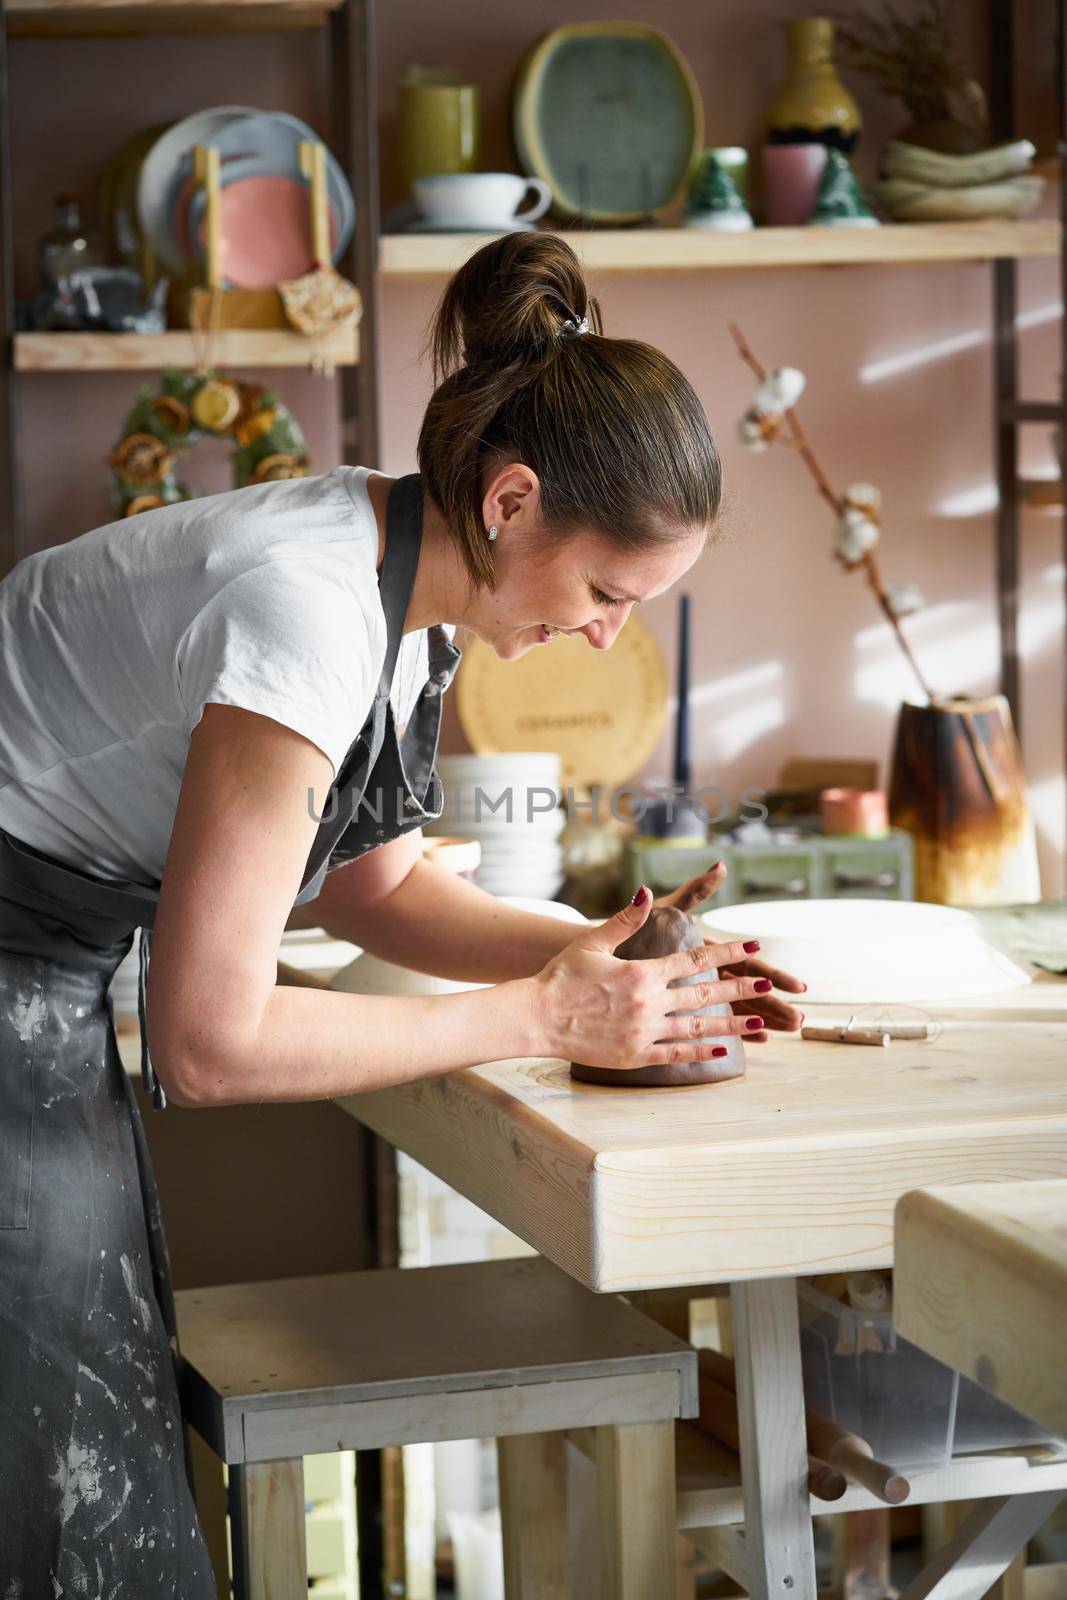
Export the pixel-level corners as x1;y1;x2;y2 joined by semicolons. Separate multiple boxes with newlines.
186;137;331;331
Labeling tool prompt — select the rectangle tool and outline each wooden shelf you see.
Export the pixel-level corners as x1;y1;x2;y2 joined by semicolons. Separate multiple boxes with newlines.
674;1423;1067;1530
6;0;340;36
380;220;1061;279
1023;478;1065;511
14;326;359;372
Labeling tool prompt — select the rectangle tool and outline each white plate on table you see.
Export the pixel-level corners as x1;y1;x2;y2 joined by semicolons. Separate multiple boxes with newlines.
700;898;1032;1006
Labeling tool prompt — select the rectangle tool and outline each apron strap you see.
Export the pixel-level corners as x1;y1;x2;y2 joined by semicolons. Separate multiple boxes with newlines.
137;927;166;1111
375;473;424;698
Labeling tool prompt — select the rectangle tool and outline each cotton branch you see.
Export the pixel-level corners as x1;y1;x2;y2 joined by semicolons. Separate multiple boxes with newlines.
729;323;934;705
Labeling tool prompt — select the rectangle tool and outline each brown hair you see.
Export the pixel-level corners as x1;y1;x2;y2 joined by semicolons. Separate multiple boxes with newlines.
417;232;721;588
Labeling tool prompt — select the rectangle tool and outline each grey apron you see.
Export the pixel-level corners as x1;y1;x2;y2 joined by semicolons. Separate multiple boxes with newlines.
0;473;458;1596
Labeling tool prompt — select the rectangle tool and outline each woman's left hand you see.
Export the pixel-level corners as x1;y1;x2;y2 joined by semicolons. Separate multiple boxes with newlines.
654;861;806;1042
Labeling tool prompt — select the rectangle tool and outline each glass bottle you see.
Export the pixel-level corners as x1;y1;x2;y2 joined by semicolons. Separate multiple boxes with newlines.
39;194;107;290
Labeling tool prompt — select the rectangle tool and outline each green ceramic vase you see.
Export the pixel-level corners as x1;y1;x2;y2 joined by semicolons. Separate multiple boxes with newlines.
399;74;479;195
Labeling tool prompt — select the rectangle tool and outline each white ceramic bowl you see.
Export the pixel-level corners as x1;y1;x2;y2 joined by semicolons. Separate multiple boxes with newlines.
478;873;565;898
700;898;1031;1005
473;838;563;862
431;815;565;846
437;752;560;775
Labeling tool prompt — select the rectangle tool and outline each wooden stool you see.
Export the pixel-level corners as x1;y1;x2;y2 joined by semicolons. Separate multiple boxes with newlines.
177;1255;697;1600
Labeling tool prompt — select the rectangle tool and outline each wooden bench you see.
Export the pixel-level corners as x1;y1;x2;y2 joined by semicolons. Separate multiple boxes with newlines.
177;1255;697;1599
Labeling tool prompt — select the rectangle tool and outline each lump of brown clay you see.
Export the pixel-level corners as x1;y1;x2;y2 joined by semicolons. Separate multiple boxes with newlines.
571;906;747;1088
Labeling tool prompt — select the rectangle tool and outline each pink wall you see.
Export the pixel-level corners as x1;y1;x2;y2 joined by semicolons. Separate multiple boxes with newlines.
9;1;1064;892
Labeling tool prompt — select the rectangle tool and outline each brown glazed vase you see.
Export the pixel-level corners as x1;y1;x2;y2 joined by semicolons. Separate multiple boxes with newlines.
887;695;1041;906
571;907;748;1089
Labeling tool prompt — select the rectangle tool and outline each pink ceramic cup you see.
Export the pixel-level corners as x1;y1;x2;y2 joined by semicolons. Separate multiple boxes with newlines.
761;144;828;226
820;787;889;838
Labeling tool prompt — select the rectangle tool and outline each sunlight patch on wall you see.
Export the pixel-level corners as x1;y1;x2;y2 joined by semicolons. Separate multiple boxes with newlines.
1019;587;1067;661
854;601;997;706
1026;773;1067;853
860;302;1062;385
685;660;786;765
934;483;999;518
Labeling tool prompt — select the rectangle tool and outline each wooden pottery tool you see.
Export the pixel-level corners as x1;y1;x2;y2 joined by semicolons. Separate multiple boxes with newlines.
802;1017;931;1045
571;905;746;1087
802;1023;888;1047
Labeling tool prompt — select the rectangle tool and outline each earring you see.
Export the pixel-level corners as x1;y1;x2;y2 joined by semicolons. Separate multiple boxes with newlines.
487;524;498;541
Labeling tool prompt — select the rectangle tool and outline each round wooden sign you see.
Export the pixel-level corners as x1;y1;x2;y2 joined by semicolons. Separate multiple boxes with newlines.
456;616;669;787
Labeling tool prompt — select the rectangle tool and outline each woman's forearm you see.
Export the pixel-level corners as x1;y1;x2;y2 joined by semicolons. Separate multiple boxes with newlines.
319;855;576;982
161;975;548;1108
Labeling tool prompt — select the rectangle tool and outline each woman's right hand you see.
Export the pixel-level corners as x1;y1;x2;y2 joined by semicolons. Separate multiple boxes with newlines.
531;887;770;1070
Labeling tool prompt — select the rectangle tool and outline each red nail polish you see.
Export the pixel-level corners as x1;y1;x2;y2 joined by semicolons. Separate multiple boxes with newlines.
743;939;760;953
631;885;649;906
801;982;808;992
712;1046;728;1057
746;1016;764;1030
754;978;772;994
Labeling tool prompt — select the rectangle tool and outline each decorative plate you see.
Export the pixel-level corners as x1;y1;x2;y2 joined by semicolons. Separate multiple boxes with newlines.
172;117;354;272
456;615;668;788
513;23;703;223
187;162;343;287
137;106;259;276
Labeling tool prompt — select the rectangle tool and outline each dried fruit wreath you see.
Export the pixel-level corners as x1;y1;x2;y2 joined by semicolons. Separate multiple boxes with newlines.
107;368;310;517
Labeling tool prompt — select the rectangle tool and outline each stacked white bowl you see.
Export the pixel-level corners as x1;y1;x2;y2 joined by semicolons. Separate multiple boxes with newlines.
428;752;565;900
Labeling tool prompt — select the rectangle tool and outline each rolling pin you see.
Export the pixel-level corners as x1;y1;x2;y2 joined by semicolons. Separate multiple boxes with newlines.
695;1360;846;1503
697;1348;909;1505
805;1410;910;1505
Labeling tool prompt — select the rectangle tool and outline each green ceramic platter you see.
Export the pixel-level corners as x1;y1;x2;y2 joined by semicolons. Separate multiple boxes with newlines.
514;23;703;224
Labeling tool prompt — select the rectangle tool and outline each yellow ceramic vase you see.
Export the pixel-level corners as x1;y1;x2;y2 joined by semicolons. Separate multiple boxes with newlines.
766;18;861;154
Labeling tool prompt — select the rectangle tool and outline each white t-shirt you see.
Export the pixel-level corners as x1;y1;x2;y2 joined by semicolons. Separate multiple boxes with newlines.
0;466;434;885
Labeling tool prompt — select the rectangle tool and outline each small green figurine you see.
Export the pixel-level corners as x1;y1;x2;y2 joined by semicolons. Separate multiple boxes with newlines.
809;149;880;227
684;154;754;232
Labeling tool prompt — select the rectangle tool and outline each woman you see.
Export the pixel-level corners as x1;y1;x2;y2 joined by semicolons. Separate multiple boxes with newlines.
0;232;803;1592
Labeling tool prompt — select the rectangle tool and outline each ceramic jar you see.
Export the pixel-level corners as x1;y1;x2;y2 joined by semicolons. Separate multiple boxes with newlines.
887;696;1041;906
399;72;479;195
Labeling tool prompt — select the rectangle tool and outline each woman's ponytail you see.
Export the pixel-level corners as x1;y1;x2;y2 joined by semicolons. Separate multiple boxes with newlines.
417;232;718;588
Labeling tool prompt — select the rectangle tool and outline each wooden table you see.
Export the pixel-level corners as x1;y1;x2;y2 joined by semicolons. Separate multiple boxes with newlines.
896;1179;1067;1439
340;991;1067;1600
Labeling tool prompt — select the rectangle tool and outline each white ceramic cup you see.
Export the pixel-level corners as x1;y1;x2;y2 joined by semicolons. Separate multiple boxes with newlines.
412;172;552;226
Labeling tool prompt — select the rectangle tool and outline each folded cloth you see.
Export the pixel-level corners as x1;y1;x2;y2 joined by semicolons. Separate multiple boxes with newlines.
965;899;1067;975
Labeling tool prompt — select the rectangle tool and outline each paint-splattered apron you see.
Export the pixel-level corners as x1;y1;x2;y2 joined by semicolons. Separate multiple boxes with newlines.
0;473;458;1595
